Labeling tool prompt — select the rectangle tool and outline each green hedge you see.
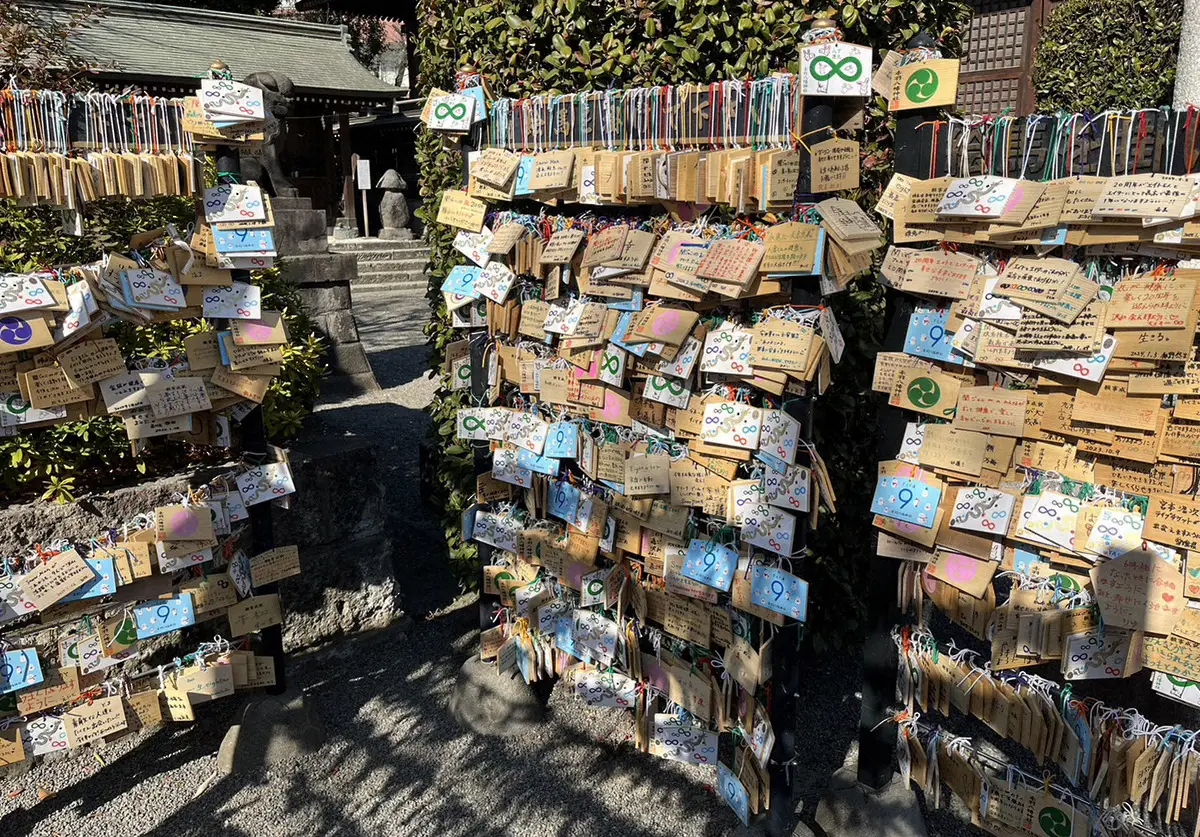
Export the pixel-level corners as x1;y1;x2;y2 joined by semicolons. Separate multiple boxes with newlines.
0;198;327;503
415;0;969;644
1033;0;1183;111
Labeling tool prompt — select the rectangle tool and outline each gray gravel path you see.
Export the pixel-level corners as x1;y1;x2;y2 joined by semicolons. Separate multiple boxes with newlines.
0;285;741;837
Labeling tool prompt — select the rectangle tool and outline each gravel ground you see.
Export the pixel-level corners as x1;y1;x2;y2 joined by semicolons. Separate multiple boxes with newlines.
0;285;904;837
0;286;742;837
2;605;738;837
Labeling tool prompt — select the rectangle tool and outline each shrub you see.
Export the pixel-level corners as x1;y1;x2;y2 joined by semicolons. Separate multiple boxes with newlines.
1034;0;1183;111
415;0;970;640
0;198;327;502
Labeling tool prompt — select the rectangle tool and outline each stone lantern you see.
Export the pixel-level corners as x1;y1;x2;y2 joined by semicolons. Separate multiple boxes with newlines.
375;169;412;241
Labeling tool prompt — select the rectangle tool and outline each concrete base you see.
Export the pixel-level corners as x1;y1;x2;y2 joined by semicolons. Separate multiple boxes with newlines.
378;228;414;241
449;656;545;737
279;254;381;396
270;435;399;651
815;760;926;837
217;688;326;775
331;219;359;241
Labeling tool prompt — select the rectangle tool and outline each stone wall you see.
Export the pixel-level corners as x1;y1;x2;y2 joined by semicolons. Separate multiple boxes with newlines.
273;196;380;400
0;437;399;654
270;435;398;650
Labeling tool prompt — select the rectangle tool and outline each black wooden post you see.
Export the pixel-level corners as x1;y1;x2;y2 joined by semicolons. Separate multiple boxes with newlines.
855;32;943;791
1169;109;1190;175
455;131;498;637
797;37;834;196
766;396;811;836
761;28;834;831
469;334;497;637
214;139;285;696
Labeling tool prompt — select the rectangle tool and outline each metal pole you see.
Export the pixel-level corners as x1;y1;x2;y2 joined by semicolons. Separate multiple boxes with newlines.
855;31;942;792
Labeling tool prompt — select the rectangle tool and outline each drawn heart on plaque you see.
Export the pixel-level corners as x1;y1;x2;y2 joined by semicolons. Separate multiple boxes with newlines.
1163;593;1176;603
650;309;681;338
243;322;274;342
170;509;199;538
942;553;977;584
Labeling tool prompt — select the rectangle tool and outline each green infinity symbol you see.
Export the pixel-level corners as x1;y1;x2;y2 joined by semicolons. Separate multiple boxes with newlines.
5;394;28;414
435;102;468;120
810;56;863;82
650;377;684;395
601;353;621;374
462;416;486;431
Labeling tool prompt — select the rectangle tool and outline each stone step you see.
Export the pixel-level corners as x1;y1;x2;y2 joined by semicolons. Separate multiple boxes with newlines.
351;286;430;296
350;269;430;289
356;258;429;275
271;196;314;212
329;238;429;253
352;250;431;266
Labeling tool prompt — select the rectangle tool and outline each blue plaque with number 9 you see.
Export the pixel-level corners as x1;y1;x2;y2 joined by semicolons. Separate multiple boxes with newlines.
750;566;809;621
871;475;940;527
548;481;581;523
905;307;967;364
544;421;579;459
515;447;560;476
0;648;43;694
681;538;738;591
134;593;196;639
515;155;535;195
441;265;482;298
717;762;750;825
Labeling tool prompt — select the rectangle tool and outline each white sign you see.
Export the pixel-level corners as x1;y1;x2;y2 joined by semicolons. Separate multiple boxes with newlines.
356;158;372;190
800;43;872;97
428;93;476;133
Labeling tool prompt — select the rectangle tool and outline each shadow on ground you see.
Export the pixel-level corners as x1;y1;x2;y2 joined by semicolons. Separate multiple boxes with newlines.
0;288;873;837
2;607;734;837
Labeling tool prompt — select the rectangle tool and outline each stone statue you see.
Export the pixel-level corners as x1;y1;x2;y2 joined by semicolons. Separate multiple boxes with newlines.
240;71;299;198
375;169;412;240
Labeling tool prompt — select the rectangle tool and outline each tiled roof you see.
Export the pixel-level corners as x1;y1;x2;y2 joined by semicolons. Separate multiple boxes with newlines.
29;0;400;97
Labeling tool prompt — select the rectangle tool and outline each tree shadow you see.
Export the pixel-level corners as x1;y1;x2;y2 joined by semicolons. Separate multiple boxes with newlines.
3;609;737;837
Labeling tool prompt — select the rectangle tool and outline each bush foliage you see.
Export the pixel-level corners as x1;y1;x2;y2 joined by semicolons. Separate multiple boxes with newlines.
0;197;327;503
415;0;970;642
1034;0;1183;111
